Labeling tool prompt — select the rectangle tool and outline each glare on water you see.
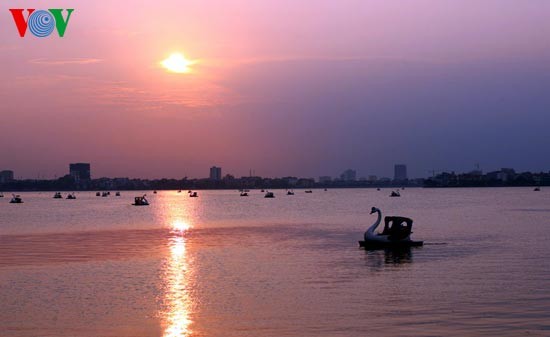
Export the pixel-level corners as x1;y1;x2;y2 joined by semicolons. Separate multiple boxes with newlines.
160;203;195;337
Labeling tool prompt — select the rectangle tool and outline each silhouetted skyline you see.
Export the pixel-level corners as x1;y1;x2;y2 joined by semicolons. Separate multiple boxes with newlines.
1;1;549;179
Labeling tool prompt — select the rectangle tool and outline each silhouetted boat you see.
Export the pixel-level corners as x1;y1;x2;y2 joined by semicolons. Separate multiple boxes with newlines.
377;188;381;191
115;192;121;196
102;192;109;197
0;192;4;198
390;190;400;197
240;192;249;197
287;190;294;195
132;195;149;206
305;190;313;193
96;192;101;196
53;192;62;199
534;187;541;191
324;188;327;191
10;194;23;204
178;190;182;193
66;193;76;200
359;207;423;249
264;191;275;198
261;189;265;193
189;192;198;197
153;190;157;194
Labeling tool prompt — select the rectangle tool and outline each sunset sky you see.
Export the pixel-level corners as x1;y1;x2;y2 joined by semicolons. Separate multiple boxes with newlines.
1;0;549;179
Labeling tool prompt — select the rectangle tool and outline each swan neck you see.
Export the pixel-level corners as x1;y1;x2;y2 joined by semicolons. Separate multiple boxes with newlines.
365;210;382;238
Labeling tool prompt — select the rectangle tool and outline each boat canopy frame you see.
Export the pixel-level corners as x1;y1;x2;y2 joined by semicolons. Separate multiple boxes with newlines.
381;216;413;241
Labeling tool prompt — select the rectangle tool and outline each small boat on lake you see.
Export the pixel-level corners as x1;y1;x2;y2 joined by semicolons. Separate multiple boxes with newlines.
240;192;249;197
96;192;101;196
287;190;294;195
102;192;109;197
132;195;149;206
0;192;4;198
359;207;423;249
189;192;198;197
264;191;275;198
305;190;313;193
390;190;400;197
153;190;158;194
534;187;541;191
53;192;62;199
115;192;121;196
10;194;23;204
66;193;76;200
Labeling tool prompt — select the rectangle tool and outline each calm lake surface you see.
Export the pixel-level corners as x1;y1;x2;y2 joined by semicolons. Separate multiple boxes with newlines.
1;188;549;336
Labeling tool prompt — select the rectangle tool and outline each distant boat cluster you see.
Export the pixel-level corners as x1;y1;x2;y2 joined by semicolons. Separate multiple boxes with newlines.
2;186;543;205
3;188;330;204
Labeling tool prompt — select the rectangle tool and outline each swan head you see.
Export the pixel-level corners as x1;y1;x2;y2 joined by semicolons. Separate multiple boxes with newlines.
370;207;379;214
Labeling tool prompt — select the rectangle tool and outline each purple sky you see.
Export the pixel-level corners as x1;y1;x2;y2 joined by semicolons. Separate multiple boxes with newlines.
1;1;549;179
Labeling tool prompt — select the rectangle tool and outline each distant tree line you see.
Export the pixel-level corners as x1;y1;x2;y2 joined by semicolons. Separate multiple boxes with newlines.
424;169;550;187
0;175;421;191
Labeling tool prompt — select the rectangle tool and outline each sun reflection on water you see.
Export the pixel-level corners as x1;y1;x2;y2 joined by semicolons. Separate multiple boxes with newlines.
162;215;195;337
172;219;191;233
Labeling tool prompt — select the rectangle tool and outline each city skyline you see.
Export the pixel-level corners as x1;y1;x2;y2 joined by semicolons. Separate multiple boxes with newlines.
2;161;550;182
1;1;550;180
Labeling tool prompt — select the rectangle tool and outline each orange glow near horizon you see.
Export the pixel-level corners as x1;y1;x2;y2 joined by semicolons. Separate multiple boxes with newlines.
161;53;196;74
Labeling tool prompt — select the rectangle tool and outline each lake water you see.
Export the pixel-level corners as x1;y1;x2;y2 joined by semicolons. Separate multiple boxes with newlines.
1;188;549;336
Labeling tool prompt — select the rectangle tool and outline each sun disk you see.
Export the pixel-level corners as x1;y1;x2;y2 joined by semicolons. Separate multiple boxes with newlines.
161;53;194;73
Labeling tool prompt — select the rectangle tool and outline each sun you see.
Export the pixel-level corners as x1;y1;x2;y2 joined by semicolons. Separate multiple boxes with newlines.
161;53;195;73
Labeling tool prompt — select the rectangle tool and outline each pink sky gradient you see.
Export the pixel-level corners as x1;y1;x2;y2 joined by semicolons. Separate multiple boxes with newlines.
1;1;549;179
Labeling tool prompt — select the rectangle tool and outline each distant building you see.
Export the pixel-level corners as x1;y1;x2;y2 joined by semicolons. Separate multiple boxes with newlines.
318;176;332;183
209;166;222;181
282;176;299;186
69;163;91;181
498;168;516;182
368;175;378;182
394;164;408;181
340;169;356;182
0;170;14;183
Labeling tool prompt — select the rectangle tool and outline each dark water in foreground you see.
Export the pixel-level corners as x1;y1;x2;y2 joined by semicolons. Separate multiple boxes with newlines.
1;188;549;336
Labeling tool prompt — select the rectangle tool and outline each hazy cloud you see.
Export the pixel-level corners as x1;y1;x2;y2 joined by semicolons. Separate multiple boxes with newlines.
29;58;103;66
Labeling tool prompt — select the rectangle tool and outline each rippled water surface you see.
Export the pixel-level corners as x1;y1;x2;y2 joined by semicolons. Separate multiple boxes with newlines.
1;188;550;336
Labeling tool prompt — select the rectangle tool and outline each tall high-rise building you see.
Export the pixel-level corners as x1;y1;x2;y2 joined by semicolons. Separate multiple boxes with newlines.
210;166;222;181
0;170;14;183
70;163;91;181
394;164;408;181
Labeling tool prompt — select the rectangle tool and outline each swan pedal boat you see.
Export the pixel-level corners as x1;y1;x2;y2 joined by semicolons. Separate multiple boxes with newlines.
132;195;149;206
359;207;423;249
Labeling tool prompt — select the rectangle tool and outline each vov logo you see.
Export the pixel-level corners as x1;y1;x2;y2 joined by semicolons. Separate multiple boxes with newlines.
9;9;74;38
